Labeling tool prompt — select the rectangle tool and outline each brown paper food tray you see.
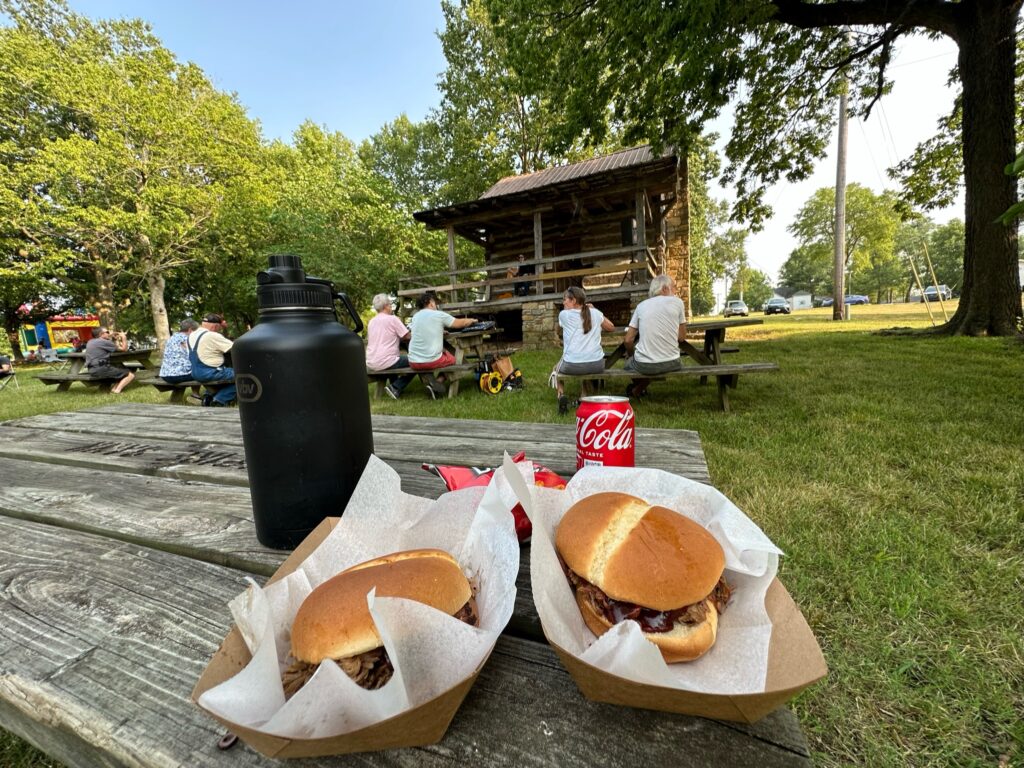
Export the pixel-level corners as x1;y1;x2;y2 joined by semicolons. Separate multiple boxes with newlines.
547;577;827;724
191;517;489;758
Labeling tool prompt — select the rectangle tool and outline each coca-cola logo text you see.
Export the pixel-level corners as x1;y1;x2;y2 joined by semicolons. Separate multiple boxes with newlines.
576;407;635;452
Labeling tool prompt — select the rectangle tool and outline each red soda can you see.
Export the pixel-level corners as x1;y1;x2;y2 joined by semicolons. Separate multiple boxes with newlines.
575;396;635;469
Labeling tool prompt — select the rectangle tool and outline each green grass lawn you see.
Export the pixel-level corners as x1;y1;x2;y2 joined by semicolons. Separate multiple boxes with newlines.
2;301;1022;767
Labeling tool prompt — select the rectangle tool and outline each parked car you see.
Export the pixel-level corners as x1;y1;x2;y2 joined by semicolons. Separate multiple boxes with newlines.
723;300;749;317
763;297;791;315
923;284;952;301
819;295;870;307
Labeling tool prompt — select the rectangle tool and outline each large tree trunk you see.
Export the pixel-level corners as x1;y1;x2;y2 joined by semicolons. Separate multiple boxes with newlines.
146;266;170;352
138;235;170;351
944;0;1021;335
90;259;117;332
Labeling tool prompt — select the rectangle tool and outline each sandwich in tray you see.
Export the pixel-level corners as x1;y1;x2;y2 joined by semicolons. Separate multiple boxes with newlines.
193;455;519;750
556;492;732;663
283;549;479;696
503;458;787;697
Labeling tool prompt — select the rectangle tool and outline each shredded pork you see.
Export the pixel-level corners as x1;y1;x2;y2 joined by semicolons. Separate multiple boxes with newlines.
564;561;731;633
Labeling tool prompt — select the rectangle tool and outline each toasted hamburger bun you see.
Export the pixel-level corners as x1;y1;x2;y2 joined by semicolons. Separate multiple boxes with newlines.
556;492;726;661
290;548;472;665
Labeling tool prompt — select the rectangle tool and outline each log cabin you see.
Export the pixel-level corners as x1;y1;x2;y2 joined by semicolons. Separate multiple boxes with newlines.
410;145;692;349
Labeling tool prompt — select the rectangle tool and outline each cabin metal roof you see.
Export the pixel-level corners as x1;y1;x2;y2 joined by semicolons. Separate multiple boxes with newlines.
479;146;663;199
413;145;678;230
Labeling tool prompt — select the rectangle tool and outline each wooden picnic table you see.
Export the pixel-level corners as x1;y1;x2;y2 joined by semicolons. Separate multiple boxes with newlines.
606;317;764;368
683;317;764;365
0;403;811;767
442;325;503;396
64;346;158;375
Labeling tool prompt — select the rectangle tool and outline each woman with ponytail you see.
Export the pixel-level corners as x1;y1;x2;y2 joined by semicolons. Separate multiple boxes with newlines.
555;286;615;414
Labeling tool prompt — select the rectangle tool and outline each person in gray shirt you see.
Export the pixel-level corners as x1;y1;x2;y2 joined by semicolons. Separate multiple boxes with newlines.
84;327;135;394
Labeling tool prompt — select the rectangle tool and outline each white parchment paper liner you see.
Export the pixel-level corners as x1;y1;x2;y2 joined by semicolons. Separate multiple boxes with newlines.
198;454;521;739
504;457;783;694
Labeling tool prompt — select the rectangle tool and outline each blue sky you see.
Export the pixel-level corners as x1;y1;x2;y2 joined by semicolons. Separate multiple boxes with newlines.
69;0;448;144
66;2;962;284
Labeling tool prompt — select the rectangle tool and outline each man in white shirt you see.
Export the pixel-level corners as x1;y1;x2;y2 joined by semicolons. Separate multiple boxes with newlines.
186;313;235;406
623;274;687;398
408;292;477;399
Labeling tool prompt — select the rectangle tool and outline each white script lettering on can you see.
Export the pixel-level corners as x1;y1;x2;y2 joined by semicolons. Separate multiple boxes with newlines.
576;408;635;451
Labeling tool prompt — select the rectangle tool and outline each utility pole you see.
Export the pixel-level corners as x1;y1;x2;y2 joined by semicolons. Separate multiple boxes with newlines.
833;82;848;322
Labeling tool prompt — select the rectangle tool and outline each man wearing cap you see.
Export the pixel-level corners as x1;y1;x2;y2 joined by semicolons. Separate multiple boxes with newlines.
186;313;236;406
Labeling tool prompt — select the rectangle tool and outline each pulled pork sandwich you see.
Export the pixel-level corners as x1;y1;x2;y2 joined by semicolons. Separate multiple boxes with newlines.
555;492;731;662
282;549;478;697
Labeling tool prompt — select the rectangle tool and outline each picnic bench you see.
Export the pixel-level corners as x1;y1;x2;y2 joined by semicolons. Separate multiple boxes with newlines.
37;347;158;392
0;403;812;766
36;371;123;391
570;317;778;411
557;361;780;411
147;376;235;404
368;326;509;399
367;363;476;399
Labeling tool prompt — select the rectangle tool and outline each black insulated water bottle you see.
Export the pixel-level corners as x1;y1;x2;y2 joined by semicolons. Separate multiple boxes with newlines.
232;254;374;549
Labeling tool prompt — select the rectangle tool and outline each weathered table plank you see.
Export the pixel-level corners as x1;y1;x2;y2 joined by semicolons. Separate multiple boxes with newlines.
0;455;541;637
11;405;710;484
0;518;809;767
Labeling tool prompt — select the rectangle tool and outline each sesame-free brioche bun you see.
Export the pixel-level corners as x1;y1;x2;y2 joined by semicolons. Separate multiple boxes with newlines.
290;548;471;664
556;492;725;610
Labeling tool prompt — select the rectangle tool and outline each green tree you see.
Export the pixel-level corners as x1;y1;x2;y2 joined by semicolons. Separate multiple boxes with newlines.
928;219;966;290
433;0;625;206
780;243;832;300
787;184;901;300
487;0;1021;336
265;123;445;309
728;267;773;308
1;0;264;347
358;114;444;214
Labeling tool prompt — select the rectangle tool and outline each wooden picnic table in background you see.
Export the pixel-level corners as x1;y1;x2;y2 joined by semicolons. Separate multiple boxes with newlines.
0;403;811;767
64;346;157;375
442;325;503;396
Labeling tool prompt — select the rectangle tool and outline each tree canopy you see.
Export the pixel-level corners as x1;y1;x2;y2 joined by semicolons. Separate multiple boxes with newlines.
487;0;1022;335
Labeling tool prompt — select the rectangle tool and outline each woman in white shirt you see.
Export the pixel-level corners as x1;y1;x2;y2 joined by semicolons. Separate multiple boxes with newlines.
556;286;614;414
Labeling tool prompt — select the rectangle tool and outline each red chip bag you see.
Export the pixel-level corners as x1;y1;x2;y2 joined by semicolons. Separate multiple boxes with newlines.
421;451;566;543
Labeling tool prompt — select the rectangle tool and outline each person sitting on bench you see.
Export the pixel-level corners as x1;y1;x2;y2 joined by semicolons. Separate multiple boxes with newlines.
555;286;614;415
407;292;477;399
623;274;687;398
186;313;236;406
159;318;199;384
366;293;415;400
85;327;135;394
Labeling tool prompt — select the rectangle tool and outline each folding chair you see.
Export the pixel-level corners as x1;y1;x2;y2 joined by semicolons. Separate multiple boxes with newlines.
0;364;18;391
38;347;68;371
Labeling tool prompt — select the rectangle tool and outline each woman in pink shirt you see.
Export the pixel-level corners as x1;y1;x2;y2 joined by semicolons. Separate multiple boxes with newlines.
365;294;414;399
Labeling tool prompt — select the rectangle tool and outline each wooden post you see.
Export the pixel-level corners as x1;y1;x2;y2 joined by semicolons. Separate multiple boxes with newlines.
635;190;647;286
833;86;848;321
922;242;949;322
533;211;543;295
652;194;664;276
908;252;937;326
447;226;457;303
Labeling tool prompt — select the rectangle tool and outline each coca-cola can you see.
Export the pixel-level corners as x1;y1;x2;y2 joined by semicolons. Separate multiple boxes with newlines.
575;396;635;469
